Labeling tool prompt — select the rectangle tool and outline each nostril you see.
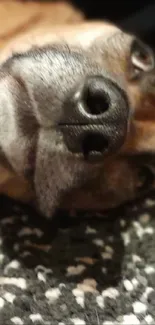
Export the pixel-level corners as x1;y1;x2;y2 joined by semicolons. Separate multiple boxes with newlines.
81;132;109;161
82;76;110;116
85;88;109;116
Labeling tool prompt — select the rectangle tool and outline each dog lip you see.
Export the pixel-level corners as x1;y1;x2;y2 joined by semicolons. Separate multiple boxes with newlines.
136;165;154;195
83;151;104;163
78;152;104;165
25;144;37;181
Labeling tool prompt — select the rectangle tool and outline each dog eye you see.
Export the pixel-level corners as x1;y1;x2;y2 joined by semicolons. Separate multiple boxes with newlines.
130;39;154;79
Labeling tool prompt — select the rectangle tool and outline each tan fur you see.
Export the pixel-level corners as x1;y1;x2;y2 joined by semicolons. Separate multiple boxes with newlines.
0;1;83;48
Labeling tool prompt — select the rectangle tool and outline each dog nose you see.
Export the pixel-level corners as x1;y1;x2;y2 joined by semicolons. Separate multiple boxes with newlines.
61;75;129;162
79;75;112;116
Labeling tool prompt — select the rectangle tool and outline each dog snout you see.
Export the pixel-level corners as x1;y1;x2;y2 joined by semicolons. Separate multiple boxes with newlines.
61;75;130;162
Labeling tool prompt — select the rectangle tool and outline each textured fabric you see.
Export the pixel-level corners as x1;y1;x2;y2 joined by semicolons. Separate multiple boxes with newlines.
0;193;155;325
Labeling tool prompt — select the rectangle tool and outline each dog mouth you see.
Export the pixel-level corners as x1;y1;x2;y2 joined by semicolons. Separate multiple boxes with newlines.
136;165;155;195
120;153;155;197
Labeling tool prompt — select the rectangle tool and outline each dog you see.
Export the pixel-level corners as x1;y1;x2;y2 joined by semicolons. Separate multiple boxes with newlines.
0;18;155;217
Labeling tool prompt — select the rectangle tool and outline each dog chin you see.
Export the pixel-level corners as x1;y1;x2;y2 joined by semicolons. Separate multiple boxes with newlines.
34;161;97;218
32;129;100;217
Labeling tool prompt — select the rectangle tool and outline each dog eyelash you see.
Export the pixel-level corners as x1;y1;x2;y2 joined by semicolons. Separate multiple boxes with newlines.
130;39;154;79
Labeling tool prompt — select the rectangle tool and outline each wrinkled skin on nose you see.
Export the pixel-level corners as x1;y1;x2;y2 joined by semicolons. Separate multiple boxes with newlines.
60;75;129;161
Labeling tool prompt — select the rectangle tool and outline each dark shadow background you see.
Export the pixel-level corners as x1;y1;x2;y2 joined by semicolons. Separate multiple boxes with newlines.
68;0;155;46
37;0;155;44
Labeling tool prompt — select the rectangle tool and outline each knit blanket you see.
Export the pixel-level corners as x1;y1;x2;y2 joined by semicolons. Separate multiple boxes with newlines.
0;192;155;325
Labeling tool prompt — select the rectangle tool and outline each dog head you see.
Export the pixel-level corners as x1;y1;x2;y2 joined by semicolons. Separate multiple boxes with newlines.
0;22;155;216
